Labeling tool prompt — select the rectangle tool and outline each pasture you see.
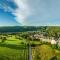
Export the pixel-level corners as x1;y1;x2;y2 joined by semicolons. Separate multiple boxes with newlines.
0;33;60;60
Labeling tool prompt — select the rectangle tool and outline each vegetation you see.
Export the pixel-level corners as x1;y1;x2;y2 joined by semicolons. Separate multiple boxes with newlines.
0;26;60;60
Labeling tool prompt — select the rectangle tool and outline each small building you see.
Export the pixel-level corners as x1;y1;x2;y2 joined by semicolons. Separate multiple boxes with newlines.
51;40;57;44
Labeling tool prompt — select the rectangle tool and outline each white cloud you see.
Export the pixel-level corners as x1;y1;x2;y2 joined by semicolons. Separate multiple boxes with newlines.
1;0;60;26
13;0;31;25
0;0;31;25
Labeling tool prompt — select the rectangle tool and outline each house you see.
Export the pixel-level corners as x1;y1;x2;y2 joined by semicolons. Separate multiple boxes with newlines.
51;40;57;44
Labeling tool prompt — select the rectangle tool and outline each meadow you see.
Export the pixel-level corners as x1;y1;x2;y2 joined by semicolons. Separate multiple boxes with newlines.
0;26;60;60
0;34;28;60
0;33;60;60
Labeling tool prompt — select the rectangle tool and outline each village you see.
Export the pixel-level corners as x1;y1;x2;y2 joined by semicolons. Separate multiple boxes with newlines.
29;32;60;46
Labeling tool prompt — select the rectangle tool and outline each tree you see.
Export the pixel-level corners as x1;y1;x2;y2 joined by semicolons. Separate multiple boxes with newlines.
54;33;59;41
1;36;7;43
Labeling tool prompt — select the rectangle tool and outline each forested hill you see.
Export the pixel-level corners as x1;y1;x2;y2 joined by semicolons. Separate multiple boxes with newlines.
0;26;60;33
0;26;46;32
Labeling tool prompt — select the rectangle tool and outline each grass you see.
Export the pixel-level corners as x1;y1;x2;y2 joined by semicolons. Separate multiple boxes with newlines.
0;35;26;45
32;44;60;60
0;35;28;60
0;46;28;60
0;35;60;60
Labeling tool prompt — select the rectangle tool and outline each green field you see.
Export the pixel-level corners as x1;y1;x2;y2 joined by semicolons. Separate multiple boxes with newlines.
0;35;28;60
0;34;60;60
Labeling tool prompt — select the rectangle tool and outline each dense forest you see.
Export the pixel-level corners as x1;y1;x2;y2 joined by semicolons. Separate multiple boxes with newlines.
0;26;46;32
0;26;60;33
0;26;60;32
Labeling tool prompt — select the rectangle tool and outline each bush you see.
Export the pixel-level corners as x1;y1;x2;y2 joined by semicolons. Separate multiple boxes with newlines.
21;42;24;44
31;43;36;47
1;37;7;43
51;44;58;49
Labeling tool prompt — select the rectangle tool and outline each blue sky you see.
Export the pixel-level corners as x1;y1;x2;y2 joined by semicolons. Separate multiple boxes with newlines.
0;0;60;26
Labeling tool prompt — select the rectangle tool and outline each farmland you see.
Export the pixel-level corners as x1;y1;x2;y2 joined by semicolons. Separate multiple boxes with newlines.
0;26;60;60
0;34;28;60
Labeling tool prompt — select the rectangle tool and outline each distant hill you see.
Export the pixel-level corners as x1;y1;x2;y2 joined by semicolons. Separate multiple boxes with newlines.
0;26;60;33
0;26;46;32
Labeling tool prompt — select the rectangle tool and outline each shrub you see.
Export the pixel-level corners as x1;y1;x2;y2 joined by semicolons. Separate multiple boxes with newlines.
51;44;58;49
1;37;7;43
31;43;36;47
21;42;24;44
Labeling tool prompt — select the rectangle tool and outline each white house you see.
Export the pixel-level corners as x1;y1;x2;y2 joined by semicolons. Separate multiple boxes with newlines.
51;40;57;44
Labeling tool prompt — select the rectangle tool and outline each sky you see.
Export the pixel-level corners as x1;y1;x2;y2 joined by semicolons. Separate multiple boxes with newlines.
0;0;60;26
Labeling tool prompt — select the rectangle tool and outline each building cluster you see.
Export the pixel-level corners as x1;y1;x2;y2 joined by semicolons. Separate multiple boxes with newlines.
29;33;60;46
